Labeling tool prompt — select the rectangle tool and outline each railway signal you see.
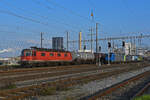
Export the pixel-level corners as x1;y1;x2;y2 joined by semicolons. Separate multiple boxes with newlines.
108;42;111;65
98;46;101;67
83;45;86;50
99;46;101;52
122;41;125;47
108;42;111;48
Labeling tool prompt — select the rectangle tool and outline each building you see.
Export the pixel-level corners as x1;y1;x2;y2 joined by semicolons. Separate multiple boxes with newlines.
52;37;63;50
78;49;92;53
145;50;150;57
113;42;137;55
0;57;20;65
124;43;136;55
137;47;148;56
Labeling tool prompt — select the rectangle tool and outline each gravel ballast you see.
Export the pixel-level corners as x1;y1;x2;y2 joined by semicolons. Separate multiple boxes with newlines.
31;66;150;100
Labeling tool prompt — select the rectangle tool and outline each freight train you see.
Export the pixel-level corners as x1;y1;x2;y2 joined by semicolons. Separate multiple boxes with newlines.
20;47;142;67
20;47;95;67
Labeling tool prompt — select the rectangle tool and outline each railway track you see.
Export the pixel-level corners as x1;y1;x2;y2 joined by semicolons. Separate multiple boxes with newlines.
0;64;149;100
0;64;96;74
0;67;134;89
0;62;148;79
0;62;147;75
83;70;150;100
0;63;142;81
133;82;150;98
0;62;148;88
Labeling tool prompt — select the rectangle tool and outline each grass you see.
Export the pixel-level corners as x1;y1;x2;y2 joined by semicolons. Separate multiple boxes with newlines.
40;87;57;96
134;95;150;100
1;83;16;90
6;84;16;89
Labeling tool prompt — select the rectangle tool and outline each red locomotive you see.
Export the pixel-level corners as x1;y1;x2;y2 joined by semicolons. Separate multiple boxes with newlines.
21;47;73;67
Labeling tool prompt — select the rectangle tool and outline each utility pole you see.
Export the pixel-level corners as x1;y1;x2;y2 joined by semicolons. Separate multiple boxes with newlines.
134;36;136;55
90;28;93;53
140;33;142;47
112;40;115;53
40;32;44;48
89;28;94;53
96;23;99;66
78;31;82;51
66;31;69;51
96;23;98;53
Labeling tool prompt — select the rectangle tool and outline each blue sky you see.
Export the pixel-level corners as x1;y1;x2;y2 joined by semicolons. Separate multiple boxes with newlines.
0;0;150;57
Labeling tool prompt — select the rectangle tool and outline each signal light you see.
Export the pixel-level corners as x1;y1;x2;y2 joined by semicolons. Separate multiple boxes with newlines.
99;46;101;52
122;41;125;47
108;42;111;48
84;45;86;50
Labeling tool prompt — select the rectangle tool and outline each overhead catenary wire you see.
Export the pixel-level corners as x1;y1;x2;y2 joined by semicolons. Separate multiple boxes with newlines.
0;9;49;26
31;0;53;10
0;1;84;33
44;0;94;29
0;30;34;34
0;0;49;19
30;0;88;30
45;0;91;22
68;34;150;43
0;1;81;30
16;0;85;31
0;24;42;34
0;9;78;33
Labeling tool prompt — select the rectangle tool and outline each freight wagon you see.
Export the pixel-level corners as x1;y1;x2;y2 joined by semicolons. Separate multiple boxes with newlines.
104;53;142;64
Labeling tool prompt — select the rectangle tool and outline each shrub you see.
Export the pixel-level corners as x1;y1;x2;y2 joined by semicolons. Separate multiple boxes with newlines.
40;87;56;96
134;95;150;100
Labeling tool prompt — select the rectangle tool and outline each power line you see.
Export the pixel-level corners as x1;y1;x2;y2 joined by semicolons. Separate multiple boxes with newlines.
31;0;53;10
0;9;49;26
0;9;77;32
45;0;90;21
0;0;95;35
1;0;77;31
31;0;92;31
29;0;85;29
0;24;41;34
68;34;150;43
0;0;49;19
0;30;38;35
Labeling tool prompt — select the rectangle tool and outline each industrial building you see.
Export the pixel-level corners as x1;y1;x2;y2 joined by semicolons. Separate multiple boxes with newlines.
52;37;63;50
0;57;20;66
124;43;136;55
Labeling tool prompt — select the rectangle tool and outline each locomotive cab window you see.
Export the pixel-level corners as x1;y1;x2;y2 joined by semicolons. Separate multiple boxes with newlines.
50;53;54;56
57;53;61;57
26;52;31;56
41;53;45;56
64;53;67;57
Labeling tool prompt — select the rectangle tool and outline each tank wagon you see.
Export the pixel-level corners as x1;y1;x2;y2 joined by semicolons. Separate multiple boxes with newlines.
72;52;95;64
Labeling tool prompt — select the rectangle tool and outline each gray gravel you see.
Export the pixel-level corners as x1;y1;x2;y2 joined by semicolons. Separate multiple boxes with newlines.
34;66;150;100
15;66;126;88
